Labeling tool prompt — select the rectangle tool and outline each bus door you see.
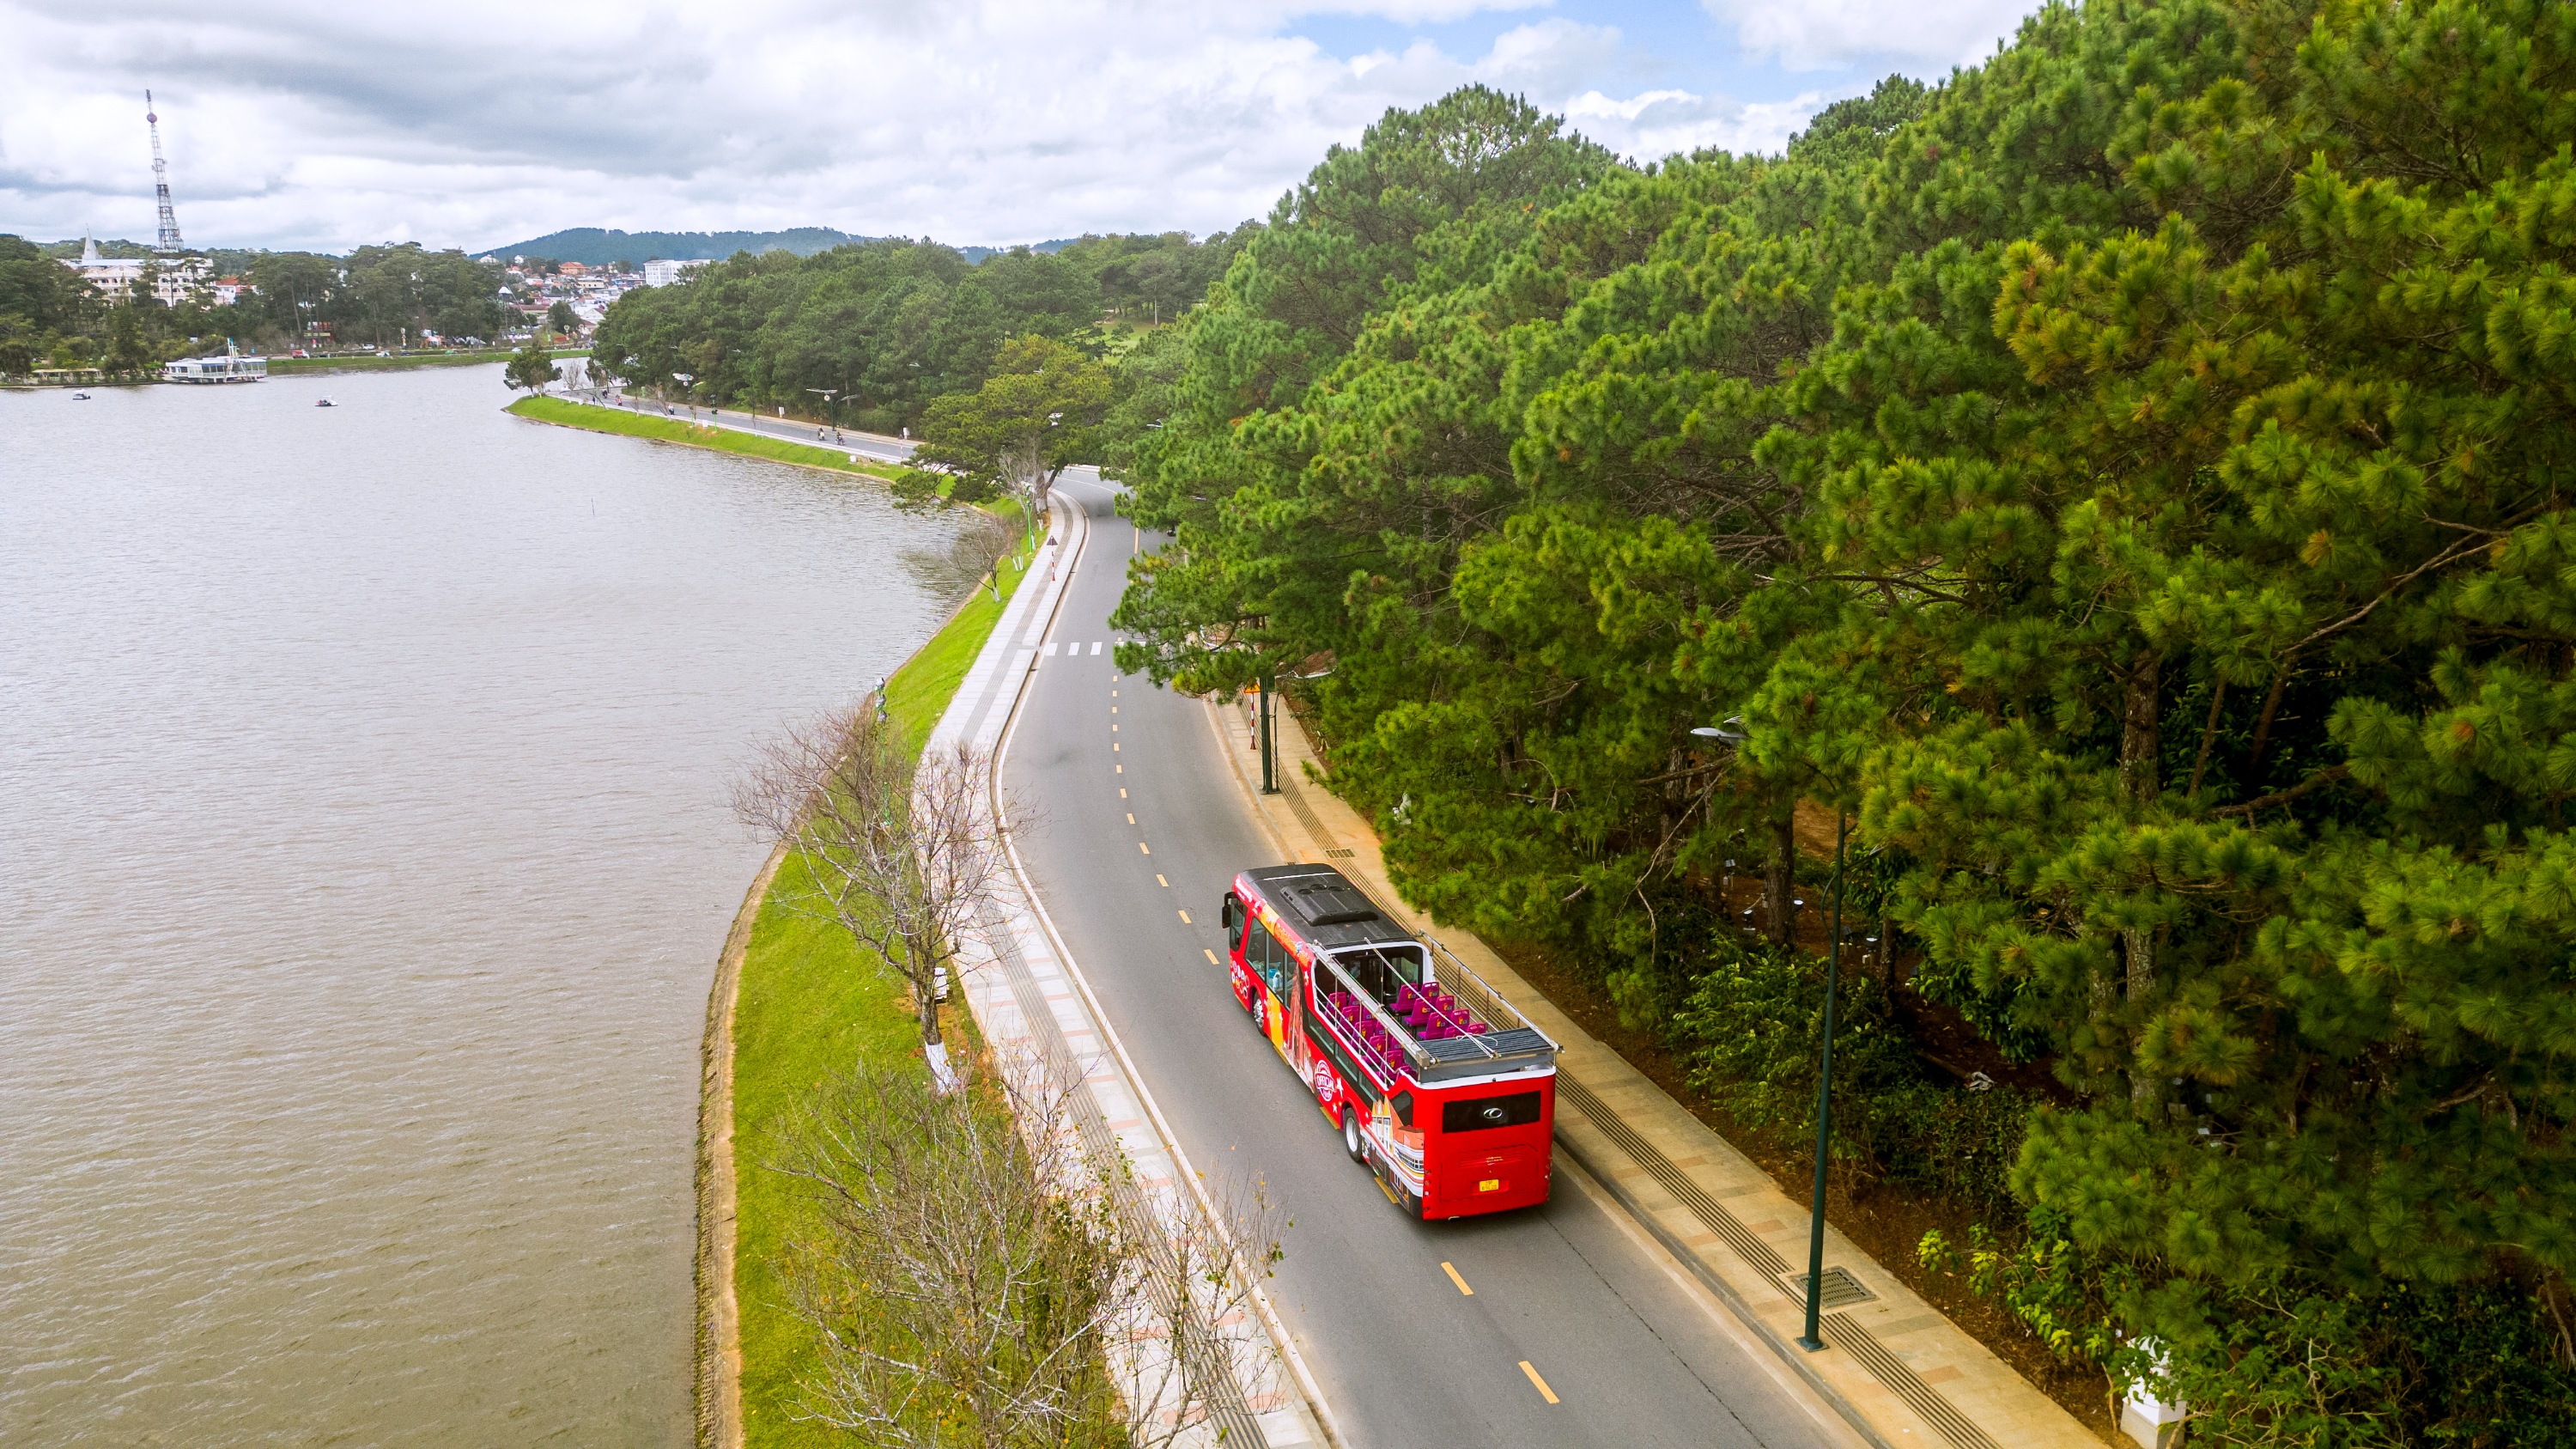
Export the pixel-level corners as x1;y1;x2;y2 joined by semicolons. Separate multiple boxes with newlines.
1252;915;1294;1064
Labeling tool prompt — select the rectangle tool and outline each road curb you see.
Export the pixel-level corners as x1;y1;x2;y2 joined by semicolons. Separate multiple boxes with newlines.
948;483;1344;1449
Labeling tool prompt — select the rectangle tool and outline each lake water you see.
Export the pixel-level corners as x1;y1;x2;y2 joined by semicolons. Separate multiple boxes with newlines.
0;366;962;1444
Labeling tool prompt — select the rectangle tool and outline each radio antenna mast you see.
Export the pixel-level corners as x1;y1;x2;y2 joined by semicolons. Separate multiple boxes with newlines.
146;90;184;253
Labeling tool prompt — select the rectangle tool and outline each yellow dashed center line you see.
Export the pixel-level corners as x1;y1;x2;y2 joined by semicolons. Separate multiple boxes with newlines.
1204;948;1220;965
1115;764;1122;774
1138;842;1151;855
1156;874;1168;888
1177;909;1192;924
1519;1361;1558;1404
1120;788;1128;798
1127;813;1136;825
1441;1262;1473;1295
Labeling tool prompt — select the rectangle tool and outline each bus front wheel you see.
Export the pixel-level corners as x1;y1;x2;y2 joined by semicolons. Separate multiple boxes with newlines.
1340;1105;1366;1163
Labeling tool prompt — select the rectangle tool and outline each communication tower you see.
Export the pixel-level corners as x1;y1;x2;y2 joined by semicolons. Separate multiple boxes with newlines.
146;90;184;253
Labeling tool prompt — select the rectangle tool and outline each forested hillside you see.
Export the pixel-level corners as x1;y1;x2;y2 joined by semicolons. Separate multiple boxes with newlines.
1109;3;2576;1438
584;231;1244;433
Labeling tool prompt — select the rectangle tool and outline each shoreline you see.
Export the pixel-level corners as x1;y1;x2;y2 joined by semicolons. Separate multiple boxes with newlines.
694;843;782;1449
693;512;1037;1449
505;395;903;482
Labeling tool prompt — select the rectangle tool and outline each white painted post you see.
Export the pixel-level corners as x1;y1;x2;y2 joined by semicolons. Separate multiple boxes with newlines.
2121;1341;2187;1448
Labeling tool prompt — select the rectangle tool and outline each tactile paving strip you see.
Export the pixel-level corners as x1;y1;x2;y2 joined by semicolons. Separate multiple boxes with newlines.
1825;1312;2000;1449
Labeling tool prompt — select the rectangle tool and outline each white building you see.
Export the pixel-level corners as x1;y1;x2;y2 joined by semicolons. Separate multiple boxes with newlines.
64;234;210;307
639;258;709;288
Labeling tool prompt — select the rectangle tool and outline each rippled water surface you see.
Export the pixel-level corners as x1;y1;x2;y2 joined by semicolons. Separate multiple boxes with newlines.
0;367;962;1444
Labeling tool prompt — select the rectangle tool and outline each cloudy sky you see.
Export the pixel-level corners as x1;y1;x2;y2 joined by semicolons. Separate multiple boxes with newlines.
0;0;2040;255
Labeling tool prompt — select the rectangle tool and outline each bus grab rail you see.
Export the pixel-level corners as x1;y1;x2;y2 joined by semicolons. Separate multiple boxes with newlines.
1314;939;1558;1075
1313;953;1443;1075
1420;936;1558;1051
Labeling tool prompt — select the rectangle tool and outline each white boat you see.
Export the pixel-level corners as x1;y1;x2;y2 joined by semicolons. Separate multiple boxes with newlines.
163;339;266;384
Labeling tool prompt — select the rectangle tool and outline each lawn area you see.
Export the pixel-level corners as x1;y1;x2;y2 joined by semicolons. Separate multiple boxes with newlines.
730;513;1037;1446
728;869;927;1449
266;350;530;373
505;394;902;479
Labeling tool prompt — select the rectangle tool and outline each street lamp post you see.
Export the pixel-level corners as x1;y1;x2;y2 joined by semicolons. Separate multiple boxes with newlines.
1698;715;1850;1349
806;387;839;436
1797;808;1850;1352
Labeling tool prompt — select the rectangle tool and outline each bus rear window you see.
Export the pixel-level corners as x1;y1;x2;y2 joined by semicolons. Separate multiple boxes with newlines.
1442;1091;1542;1134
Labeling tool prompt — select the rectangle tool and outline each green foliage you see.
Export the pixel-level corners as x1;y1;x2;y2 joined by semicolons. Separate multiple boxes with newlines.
1109;9;2576;1425
1677;935;2032;1211
502;336;561;393
914;334;1114;496
587;232;1236;430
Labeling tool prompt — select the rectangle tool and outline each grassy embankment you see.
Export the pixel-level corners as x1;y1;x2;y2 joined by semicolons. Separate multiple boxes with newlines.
505;394;905;480
730;518;1039;1447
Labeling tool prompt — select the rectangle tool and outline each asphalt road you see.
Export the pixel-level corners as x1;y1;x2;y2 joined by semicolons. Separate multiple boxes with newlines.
1003;474;1851;1449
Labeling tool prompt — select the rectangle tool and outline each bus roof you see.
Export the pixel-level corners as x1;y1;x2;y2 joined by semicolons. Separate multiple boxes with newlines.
1241;863;1416;952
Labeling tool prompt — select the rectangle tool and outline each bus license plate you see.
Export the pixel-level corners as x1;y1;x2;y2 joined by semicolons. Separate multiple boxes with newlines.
1479;1178;1501;1193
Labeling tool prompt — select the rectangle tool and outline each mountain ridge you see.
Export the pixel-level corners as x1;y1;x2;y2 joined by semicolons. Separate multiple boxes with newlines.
477;226;1078;266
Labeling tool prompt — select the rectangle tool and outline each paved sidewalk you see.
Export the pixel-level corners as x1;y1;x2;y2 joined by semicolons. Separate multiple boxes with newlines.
1210;694;2106;1449
920;494;1332;1449
545;388;918;465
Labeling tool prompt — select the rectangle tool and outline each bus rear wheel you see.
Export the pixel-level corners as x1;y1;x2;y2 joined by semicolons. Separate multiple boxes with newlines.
1340;1105;1366;1163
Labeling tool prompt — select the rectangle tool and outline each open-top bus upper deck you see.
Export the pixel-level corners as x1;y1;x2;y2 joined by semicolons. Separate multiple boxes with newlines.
1226;863;1558;1217
1241;865;1558;1087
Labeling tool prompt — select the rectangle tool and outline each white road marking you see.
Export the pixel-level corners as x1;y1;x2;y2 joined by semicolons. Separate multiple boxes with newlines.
1042;642;1058;656
1091;642;1103;655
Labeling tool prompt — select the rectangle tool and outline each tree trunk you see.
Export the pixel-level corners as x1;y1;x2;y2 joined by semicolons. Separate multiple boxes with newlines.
2122;653;2162;1119
1765;807;1797;947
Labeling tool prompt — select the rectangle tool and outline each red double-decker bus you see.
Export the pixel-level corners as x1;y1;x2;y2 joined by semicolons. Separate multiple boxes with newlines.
1219;864;1558;1218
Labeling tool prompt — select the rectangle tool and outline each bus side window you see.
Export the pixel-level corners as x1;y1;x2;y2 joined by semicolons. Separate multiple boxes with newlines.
1257;921;1289;994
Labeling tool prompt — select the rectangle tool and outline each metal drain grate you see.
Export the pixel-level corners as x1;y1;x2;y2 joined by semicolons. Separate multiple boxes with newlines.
1783;1266;1875;1311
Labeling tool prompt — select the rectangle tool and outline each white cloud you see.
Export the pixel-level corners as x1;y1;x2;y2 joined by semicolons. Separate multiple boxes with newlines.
0;0;1850;253
1563;86;1830;159
1701;0;2035;70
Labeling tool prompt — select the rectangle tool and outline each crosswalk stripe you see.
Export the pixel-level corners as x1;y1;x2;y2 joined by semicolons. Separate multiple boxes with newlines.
1091;642;1103;655
1042;641;1057;656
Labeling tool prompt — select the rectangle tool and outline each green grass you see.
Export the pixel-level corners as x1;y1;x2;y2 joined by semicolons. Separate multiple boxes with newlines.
506;395;901;478
884;525;1038;754
731;514;1036;1446
730;867;926;1449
